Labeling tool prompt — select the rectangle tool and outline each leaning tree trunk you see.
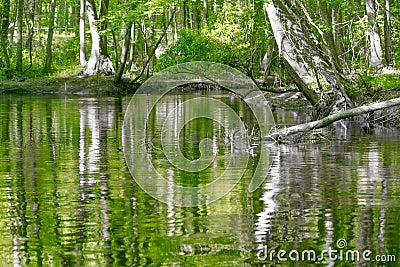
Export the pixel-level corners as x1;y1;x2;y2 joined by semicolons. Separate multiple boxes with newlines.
114;21;133;83
264;97;400;141
266;1;355;118
319;0;342;73
366;0;384;69
84;0;114;76
265;3;310;79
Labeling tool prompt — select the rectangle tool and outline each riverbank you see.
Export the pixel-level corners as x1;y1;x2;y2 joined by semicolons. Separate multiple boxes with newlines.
0;75;140;96
1;72;399;104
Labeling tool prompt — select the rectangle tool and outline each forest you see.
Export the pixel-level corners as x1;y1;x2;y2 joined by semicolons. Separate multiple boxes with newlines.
0;0;400;122
1;1;400;265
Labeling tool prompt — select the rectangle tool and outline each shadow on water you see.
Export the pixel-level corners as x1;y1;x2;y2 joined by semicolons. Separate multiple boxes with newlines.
0;93;399;266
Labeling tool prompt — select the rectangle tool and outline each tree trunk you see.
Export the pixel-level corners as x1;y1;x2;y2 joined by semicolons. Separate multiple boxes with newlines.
366;0;384;68
71;2;78;28
24;0;35;72
35;0;42;33
264;97;400;141
114;21;133;83
127;23;136;72
79;0;86;68
383;0;393;66
140;19;149;77
111;29;118;69
132;7;176;83
44;0;56;72
280;58;318;106
265;3;310;79
0;0;11;69
266;3;322;106
84;0;114;76
191;2;195;29
99;0;109;56
319;1;342;73
260;44;272;73
183;0;188;28
172;3;178;41
16;0;24;72
202;0;207;26
9;0;17;45
332;4;344;61
267;1;355;117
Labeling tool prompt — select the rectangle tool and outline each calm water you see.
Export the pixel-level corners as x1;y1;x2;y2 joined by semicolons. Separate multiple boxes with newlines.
0;94;399;266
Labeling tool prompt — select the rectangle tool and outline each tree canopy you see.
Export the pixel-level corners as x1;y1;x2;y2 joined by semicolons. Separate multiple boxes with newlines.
0;0;399;105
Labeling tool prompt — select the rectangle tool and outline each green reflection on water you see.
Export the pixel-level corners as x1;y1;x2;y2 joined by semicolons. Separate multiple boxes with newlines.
0;94;399;266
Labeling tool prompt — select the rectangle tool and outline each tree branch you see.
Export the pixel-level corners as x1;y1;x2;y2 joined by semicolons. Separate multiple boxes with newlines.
132;6;177;83
263;97;400;140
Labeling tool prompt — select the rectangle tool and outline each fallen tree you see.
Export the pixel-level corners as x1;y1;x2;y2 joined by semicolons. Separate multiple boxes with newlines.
263;97;400;141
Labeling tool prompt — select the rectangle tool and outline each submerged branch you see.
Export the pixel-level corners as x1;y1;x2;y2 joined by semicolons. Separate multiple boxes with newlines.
263;97;400;141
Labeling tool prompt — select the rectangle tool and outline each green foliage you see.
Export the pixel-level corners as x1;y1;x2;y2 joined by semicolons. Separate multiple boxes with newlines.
155;29;245;71
347;79;368;103
155;0;268;75
348;73;400;103
366;73;400;90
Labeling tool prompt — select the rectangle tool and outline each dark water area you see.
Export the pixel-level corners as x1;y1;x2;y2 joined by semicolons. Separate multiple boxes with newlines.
0;94;399;266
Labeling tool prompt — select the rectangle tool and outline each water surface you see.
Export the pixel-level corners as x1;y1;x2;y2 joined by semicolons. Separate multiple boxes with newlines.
0;94;399;266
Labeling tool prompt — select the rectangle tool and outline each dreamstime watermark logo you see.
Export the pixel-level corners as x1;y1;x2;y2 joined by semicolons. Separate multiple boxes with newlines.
122;61;275;207
256;239;397;263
